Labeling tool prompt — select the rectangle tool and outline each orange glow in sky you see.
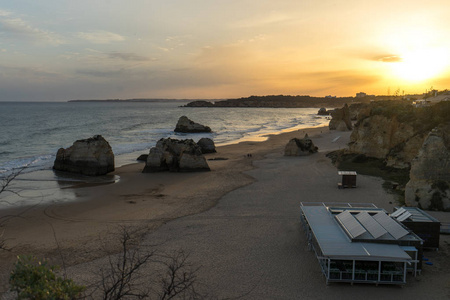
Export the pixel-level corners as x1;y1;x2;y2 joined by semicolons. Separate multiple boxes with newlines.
0;1;449;101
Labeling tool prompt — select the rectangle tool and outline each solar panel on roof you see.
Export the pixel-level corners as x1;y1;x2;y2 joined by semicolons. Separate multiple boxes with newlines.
396;211;412;222
391;207;406;218
355;211;388;239
335;210;367;239
373;212;409;240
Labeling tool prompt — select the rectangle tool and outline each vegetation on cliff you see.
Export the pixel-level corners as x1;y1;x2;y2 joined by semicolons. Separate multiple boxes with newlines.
365;100;450;133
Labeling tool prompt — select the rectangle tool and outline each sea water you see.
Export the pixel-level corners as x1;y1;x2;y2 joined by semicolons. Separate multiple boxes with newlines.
0;101;329;207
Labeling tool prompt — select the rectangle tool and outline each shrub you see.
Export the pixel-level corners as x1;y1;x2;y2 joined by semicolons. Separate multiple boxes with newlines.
9;255;85;300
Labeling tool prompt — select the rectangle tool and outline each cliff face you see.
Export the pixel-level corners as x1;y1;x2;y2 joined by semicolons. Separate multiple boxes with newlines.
405;123;450;211
348;114;426;168
345;100;450;211
348;100;450;169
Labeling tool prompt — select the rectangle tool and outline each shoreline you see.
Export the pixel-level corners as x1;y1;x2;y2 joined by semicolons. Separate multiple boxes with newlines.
0;126;329;281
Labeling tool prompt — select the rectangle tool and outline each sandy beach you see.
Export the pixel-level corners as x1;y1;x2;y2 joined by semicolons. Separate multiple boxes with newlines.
1;126;449;298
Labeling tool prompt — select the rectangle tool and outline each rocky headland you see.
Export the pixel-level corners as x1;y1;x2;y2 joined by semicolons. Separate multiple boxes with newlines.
341;100;450;211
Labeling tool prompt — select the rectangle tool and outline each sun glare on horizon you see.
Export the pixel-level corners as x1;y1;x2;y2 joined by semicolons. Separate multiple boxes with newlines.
378;24;450;85
390;48;449;82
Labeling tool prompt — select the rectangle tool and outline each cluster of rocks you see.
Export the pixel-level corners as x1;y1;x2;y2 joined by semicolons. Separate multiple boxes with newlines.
53;116;215;176
53;135;115;176
143;138;210;172
284;134;318;156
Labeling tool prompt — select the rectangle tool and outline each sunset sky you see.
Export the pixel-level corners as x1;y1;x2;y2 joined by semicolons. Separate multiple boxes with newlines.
1;0;449;101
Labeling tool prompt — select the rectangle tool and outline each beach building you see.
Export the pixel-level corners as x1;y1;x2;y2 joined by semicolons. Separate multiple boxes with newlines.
300;203;423;285
338;171;357;188
391;207;441;249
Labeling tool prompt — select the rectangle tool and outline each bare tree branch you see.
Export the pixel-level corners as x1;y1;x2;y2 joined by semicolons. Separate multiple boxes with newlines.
0;166;27;196
84;225;206;300
157;250;202;300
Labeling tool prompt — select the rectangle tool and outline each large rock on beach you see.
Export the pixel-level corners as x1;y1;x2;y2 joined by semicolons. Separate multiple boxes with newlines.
53;135;115;176
143;138;210;172
284;134;318;156
197;138;216;153
405;124;450;211
329;104;352;131
174;116;212;133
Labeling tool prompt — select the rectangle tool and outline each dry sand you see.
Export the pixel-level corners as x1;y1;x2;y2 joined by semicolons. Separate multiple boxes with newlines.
1;126;449;298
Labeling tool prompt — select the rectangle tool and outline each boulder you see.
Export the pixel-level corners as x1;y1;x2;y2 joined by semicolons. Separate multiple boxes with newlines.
317;107;329;115
329;104;352;131
197;138;216;153
405;124;450;211
136;154;148;161
143;138;210;172
284;134;318;156
53;135;115;176
174;116;212;133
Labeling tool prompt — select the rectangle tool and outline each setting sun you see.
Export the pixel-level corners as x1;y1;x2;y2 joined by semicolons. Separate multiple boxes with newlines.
390;48;449;82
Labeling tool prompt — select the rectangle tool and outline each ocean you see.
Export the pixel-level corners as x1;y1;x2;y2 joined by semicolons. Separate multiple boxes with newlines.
0;101;329;208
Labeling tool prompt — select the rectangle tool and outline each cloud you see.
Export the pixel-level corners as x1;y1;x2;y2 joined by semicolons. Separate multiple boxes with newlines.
373;55;402;63
0;9;12;17
107;52;149;61
0;65;61;80
75;68;127;78
0;13;63;44
76;30;125;44
306;70;381;85
231;12;295;28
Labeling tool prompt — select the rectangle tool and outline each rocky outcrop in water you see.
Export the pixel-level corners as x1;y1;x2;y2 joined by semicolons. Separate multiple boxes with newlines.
317;108;331;115
143;138;210;172
329;104;352;131
284;134;318;156
53;135;115;176
174;116;212;133
405;123;450;211
197;138;216;153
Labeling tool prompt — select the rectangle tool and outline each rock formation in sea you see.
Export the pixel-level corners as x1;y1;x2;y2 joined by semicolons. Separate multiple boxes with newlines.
328;104;352;131
53;135;115;176
405;123;450;211
197;138;216;153
174;116;212;133
143;138;210;172
284;134;318;156
317;107;330;115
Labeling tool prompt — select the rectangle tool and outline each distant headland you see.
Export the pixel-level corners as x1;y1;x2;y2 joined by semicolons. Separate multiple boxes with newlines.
68;98;193;103
68;93;424;108
183;94;417;108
